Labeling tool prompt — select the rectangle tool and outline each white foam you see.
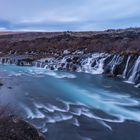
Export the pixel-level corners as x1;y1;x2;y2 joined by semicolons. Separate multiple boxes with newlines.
34;102;55;113
80;137;92;140
46;113;73;123
60;113;73;121
51;104;69;112
35;109;45;119
27;68;76;79
70;118;80;127
46;116;56;123
34;101;70;113
8;72;22;77
101;99;139;107
70;107;82;116
135;83;140;88
41;127;48;133
124;80;135;84
20;103;45;119
97;120;112;131
82;108;124;123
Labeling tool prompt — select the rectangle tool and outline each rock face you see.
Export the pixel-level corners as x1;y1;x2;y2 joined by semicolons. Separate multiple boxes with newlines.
0;116;45;140
0;83;3;87
0;56;34;66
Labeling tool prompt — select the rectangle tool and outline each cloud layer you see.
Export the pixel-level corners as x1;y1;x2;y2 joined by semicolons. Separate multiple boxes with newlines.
0;0;140;31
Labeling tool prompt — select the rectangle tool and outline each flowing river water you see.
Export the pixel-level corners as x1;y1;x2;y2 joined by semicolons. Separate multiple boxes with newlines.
0;64;140;140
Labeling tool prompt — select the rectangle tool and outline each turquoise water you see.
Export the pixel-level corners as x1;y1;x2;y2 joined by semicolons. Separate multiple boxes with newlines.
0;64;140;140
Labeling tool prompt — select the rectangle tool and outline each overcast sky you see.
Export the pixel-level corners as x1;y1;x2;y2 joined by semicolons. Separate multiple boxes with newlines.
0;0;140;31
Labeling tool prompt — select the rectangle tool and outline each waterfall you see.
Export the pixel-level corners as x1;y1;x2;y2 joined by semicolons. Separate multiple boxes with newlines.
122;56;131;79
0;52;140;86
81;53;108;74
95;57;107;74
107;55;123;74
128;56;140;83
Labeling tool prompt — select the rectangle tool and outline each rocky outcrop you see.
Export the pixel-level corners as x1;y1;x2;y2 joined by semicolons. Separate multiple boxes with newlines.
0;28;140;57
0;82;3;87
0;56;34;66
0;116;45;140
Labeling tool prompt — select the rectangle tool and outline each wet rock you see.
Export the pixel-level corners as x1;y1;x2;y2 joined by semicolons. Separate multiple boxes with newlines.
7;87;12;89
0;82;3;87
113;64;124;76
50;66;55;70
91;61;96;67
71;65;77;71
66;58;72;63
104;66;111;74
72;56;79;62
105;73;115;78
0;116;45;140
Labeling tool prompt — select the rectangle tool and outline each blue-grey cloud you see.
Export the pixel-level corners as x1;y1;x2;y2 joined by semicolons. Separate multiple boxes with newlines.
0;0;140;31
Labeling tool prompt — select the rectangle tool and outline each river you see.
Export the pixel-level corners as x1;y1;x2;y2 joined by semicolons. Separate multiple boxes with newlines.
0;64;140;140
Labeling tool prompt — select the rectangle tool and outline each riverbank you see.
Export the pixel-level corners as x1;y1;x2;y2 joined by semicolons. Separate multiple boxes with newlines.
0;28;140;58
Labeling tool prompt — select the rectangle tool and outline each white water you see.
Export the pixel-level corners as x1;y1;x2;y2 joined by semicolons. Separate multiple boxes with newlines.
122;56;131;79
128;56;140;83
80;53;108;74
0;52;140;85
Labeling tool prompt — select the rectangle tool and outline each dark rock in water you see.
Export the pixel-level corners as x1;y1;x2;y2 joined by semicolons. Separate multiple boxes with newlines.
50;66;55;70
61;63;65;67
104;55;114;66
7;87;13;89
72;56;79;62
66;58;72;63
72;65;77;71
105;73;115;78
113;64;124;76
91;61;96;67
58;67;63;71
0;116;45;140
104;66;111;74
1;58;5;64
0;83;3;87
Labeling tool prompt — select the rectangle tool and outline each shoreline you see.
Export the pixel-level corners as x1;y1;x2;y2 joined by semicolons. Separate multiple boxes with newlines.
0;115;45;140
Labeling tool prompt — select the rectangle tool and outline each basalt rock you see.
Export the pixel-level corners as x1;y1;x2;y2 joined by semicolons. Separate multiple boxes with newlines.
0;116;45;140
0;83;3;87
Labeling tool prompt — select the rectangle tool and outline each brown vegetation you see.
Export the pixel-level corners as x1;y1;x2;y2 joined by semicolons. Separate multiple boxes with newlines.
0;28;140;58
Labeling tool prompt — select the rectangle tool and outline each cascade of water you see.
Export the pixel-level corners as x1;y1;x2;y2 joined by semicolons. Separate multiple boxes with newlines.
81;55;94;73
108;55;117;66
128;56;140;83
0;58;3;64
81;53;108;74
1;53;140;86
122;56;131;79
110;55;123;74
93;56;108;74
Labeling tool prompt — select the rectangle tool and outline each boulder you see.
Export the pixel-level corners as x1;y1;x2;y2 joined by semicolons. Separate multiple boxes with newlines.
0;116;45;140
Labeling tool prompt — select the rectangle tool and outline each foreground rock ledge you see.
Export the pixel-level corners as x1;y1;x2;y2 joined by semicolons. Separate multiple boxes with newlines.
0;116;45;140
